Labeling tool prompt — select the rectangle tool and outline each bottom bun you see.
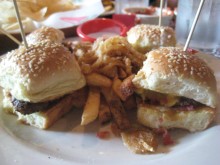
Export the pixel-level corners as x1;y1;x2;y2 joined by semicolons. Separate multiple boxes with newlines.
137;104;215;132
3;93;74;129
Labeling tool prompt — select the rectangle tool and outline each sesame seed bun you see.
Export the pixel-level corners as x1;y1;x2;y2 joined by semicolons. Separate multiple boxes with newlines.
127;24;176;54
133;47;217;108
137;103;215;132
26;26;65;45
0;42;86;103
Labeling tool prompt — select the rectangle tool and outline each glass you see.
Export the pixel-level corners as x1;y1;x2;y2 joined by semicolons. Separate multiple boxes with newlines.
175;0;220;57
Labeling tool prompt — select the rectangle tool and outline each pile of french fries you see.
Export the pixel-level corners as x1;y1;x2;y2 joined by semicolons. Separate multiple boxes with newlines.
81;71;135;126
65;36;158;154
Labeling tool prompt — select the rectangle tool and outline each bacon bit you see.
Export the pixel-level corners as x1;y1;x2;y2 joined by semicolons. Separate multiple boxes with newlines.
111;122;121;137
153;128;174;145
135;17;141;24
153;128;165;134
159;117;163;123
162;130;174;145
186;105;194;111
187;48;198;55
96;131;110;139
159;98;166;105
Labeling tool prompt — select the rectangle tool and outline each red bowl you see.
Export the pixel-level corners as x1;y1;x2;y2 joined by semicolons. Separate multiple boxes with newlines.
76;18;128;42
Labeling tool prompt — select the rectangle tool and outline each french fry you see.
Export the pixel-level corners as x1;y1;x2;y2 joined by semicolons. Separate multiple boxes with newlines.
123;95;137;111
119;74;135;100
98;96;112;124
112;77;126;101
99;64;118;78
101;87;113;102
85;72;112;88
124;58;132;75
101;87;130;130
109;99;130;130
81;87;100;125
111;121;121;137
71;87;88;109
118;68;127;79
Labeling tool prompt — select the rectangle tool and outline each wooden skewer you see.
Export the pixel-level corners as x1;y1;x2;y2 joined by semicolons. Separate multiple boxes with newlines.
158;0;164;27
0;28;21;45
12;0;28;49
183;0;205;51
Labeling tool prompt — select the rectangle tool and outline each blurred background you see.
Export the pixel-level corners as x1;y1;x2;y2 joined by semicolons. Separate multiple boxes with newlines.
1;0;219;56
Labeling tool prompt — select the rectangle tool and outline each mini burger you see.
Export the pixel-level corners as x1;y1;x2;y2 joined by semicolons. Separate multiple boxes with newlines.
127;24;176;54
0;41;86;129
25;26;65;45
132;47;217;132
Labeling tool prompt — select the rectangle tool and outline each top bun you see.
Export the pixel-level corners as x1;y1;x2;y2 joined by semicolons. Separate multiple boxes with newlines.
0;42;86;103
26;26;65;45
132;47;217;108
127;24;176;54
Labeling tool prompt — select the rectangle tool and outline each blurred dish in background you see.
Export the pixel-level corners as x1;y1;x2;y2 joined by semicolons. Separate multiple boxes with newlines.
102;0;115;12
0;0;105;54
101;0;115;17
112;14;136;30
76;18;127;42
123;6;156;15
0;0;105;34
0;0;77;33
114;0;149;14
123;6;174;26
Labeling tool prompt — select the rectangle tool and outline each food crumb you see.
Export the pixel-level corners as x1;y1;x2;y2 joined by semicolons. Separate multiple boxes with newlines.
96;131;110;139
153;128;174;145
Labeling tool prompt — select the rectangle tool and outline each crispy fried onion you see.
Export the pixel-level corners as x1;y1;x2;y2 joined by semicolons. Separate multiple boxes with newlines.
67;36;146;78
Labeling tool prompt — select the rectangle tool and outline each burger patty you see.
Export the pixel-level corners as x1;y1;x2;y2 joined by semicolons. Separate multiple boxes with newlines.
144;96;203;109
174;97;202;107
11;97;61;115
10;87;88;115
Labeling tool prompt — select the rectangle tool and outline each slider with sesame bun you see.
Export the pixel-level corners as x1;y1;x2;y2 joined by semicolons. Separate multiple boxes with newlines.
132;47;217;132
0;41;86;129
25;26;65;45
127;24;176;54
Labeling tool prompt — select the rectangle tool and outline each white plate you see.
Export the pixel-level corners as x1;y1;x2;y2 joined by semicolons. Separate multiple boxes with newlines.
0;52;220;165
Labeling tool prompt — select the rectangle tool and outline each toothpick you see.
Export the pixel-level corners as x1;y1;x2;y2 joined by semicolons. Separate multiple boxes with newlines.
0;28;21;45
158;0;164;27
184;0;205;51
12;0;28;49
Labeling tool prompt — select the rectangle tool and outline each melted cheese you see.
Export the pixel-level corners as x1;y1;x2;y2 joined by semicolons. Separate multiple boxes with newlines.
136;88;179;107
